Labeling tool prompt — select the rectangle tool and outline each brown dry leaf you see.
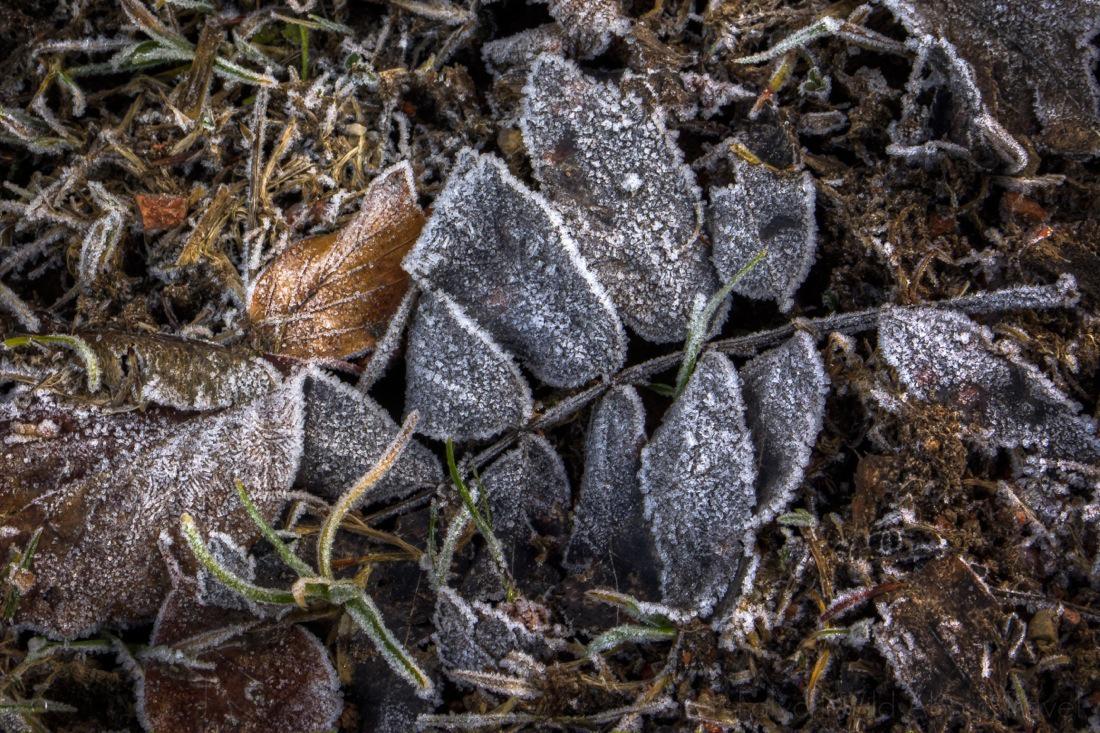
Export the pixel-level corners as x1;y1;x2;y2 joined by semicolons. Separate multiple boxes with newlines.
140;589;342;733
0;379;303;638
135;194;188;231
248;161;424;360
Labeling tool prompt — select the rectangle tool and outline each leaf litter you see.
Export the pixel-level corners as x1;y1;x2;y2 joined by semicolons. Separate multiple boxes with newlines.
1;0;1098;730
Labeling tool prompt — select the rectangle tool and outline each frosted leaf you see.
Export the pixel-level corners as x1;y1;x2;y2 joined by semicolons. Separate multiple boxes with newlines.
298;367;440;503
740;332;829;525
639;351;757;617
521;54;720;343
82;331;280;410
404;290;532;441
482;26;566;76
874;556;1008;715
879;308;1100;462
140;590;342;733
564;386;654;575
403;150;626;388
433;587;561;673
0;380;304;638
481;434;571;552
545;0;630;57
883;0;1100;159
709;157;817;312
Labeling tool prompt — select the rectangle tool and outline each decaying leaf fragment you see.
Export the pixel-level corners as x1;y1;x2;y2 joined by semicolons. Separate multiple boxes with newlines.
298;368;440;503
565;386;655;577
403;150;625;388
709;157;817;312
140;590;342;733
741;332;828;525
248;161;425;360
875;556;1008;716
884;0;1100;160
404;290;533;441
522;54;719;343
879;307;1100;463
0;380;303;638
639;351;757;616
134;193;187;232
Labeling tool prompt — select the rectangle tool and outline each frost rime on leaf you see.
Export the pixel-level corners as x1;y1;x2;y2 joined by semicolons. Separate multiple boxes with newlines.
481;434;571;553
404;290;532;441
298;368;440;503
403;150;626;388
741;333;829;525
564;386;654;576
521;54;719;343
709;158;817;312
544;0;630;57
879;308;1100;463
0;380;304;638
433;587;559;673
639;351;757;617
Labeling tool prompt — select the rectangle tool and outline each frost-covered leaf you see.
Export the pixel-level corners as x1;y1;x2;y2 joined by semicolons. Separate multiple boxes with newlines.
83;331;280;410
565;386;654;576
884;0;1100;159
298;368;440;503
521;54;719;343
248;161;425;360
741;332;828;525
709;157;817;312
874;556;1008;715
139;590;342;733
404;290;532;441
879;308;1100;462
639;351;757;617
481;434;571;553
433;587;561;673
0;380;303;638
544;0;630;57
403;150;625;387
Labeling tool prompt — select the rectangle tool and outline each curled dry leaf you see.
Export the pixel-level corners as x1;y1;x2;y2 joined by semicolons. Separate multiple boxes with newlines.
0;380;303;638
140;590;342;733
248;161;425;360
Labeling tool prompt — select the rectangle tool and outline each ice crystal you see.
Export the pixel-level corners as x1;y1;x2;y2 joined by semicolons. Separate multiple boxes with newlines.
879;308;1100;462
740;333;829;525
403;150;626;388
884;0;1100;160
0;379;304;638
564;386;654;575
709;157;817;312
433;587;559;673
404;290;532;441
521;54;719;343
298;368;440;503
481;434;571;553
140;589;342;733
639;351;757;616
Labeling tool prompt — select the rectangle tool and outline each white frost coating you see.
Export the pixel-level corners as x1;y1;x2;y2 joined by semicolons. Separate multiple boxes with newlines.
545;0;631;57
482;26;566;75
481;434;571;552
564;386;651;573
403;149;626;388
404;290;532;441
741;332;829;526
433;587;559;673
639;351;757;617
709;157;817;312
298;367;441;503
521;54;719;343
0;379;305;639
879;308;1100;463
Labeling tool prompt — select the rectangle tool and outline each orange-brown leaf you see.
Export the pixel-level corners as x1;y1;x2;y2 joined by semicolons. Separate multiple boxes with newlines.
248;162;424;360
135;193;188;231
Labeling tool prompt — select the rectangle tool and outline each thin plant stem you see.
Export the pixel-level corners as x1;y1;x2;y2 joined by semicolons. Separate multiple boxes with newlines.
180;514;297;605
